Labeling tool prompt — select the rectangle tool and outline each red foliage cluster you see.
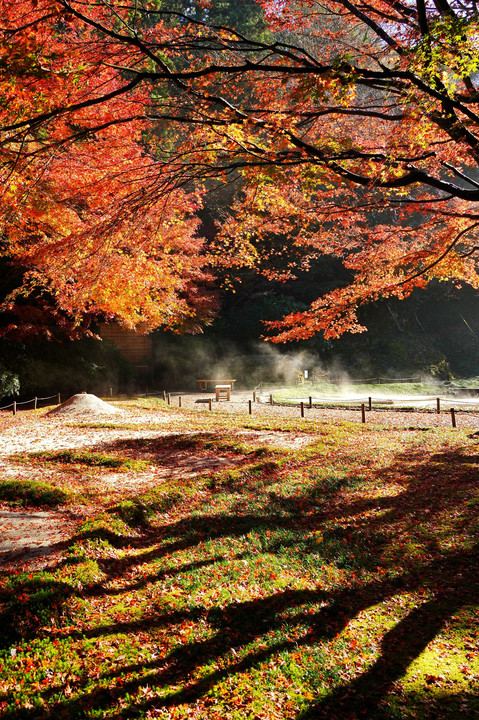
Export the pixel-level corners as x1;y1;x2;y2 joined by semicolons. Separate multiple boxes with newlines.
1;0;478;338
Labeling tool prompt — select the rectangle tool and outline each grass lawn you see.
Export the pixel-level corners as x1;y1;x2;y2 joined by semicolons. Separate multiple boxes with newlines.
0;399;478;719
273;378;479;405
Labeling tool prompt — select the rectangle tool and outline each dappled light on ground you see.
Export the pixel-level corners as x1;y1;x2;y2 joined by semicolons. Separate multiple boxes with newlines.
0;399;478;718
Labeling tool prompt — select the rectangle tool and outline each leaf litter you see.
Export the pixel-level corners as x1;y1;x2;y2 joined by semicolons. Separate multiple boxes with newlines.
0;395;478;719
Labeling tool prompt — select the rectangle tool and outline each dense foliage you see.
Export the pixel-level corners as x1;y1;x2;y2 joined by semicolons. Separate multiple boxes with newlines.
1;0;479;339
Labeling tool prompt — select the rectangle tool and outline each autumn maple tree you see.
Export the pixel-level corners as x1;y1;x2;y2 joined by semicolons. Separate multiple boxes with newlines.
1;0;478;339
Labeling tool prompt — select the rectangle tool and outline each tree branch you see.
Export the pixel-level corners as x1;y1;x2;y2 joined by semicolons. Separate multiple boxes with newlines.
397;221;479;286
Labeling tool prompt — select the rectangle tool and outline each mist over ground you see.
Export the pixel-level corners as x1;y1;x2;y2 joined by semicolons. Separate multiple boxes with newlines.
2;278;479;402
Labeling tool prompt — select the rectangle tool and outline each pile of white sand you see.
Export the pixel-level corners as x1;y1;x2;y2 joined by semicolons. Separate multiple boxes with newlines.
47;393;123;416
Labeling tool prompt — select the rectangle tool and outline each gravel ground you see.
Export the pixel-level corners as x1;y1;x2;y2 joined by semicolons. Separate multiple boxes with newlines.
167;390;479;429
1;391;478;571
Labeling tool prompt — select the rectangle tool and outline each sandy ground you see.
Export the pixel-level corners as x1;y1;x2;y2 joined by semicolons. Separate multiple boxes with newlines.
0;507;80;569
1;391;478;571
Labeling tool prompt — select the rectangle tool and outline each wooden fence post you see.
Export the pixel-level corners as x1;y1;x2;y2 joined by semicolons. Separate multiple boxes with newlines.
368;396;372;411
162;390;166;401
208;398;212;411
57;393;61;405
167;393;171;405
34;397;37;410
249;400;252;415
309;396;312;408
253;391;256;402
436;397;440;414
270;394;273;405
361;403;366;423
300;401;305;418
12;401;16;416
450;408;456;428
178;396;182;408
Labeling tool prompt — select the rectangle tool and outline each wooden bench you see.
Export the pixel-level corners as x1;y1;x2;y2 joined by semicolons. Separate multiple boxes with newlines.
196;379;236;391
215;385;231;401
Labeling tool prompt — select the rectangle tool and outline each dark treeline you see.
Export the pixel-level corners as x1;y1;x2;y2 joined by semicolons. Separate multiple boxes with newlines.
2;266;479;401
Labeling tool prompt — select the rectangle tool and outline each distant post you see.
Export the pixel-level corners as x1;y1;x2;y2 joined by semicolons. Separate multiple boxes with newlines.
368;396;372;411
270;394;273;405
167;393;171;405
450;408;456;428
34;397;37;410
300;401;305;418
57;393;61;405
436;397;440;414
248;400;252;415
12;401;16;416
178;396;182;408
208;398;212;411
309;396;312;408
361;403;366;423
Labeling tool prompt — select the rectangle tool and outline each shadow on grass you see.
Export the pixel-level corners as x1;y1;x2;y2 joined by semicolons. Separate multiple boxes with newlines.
92;431;261;460
0;573;75;648
1;442;478;719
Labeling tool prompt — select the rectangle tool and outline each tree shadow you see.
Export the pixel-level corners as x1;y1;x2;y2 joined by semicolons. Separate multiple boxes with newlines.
0;573;75;648
1;441;477;718
300;544;479;718
0;536;71;570
87;430;267;464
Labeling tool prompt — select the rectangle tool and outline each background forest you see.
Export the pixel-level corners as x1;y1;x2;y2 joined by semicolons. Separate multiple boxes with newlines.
2;269;479;401
1;0;479;399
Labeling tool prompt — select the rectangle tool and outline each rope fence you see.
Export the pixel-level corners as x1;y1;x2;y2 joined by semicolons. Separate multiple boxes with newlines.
3;385;479;429
325;376;423;384
0;393;60;414
257;393;479;428
145;386;479;429
306;374;479;386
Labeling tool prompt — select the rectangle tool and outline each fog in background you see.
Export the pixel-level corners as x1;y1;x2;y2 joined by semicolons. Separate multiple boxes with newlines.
151;335;327;391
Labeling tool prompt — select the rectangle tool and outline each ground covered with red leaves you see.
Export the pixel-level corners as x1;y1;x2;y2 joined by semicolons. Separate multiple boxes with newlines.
0;395;477;720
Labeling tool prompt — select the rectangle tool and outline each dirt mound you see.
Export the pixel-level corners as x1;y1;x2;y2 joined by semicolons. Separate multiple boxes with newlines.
47;392;123;416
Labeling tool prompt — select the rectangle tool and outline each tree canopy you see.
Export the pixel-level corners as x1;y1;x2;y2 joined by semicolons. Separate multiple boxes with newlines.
1;0;479;339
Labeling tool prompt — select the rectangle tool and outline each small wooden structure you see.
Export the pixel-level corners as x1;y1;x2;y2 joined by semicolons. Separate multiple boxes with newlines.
215;384;231;401
197;378;236;391
99;323;152;367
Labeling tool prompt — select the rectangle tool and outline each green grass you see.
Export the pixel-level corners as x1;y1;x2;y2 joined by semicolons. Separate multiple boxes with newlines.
66;422;171;431
0;478;69;507
273;379;478;402
29;449;149;472
0;405;478;719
